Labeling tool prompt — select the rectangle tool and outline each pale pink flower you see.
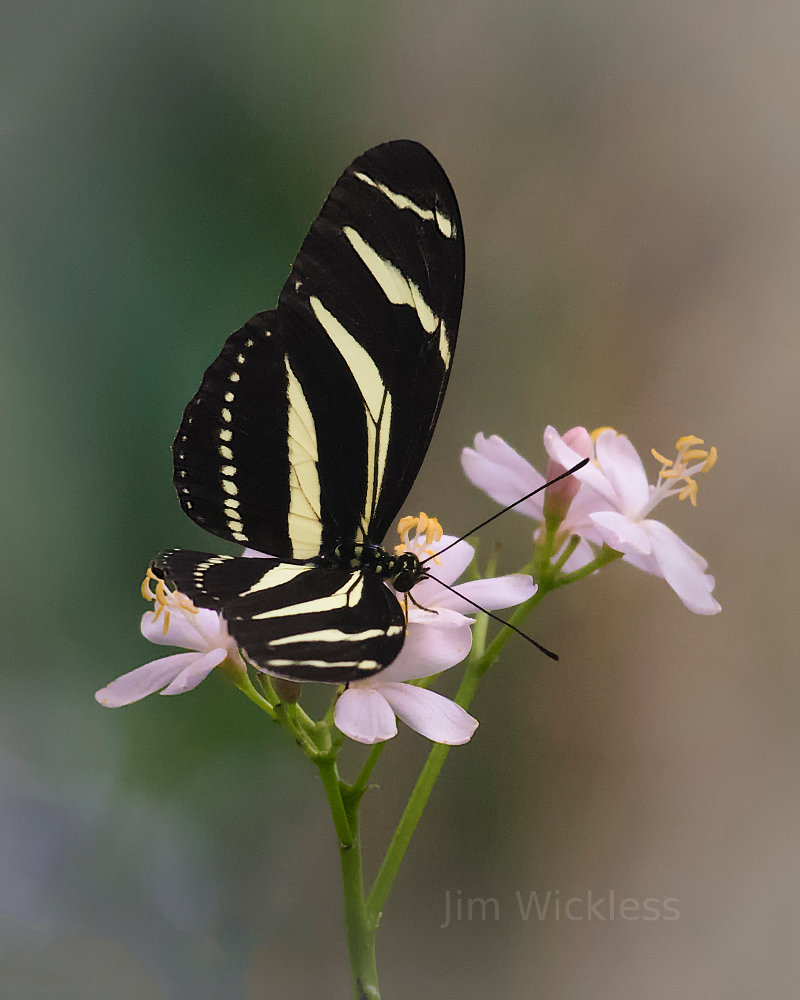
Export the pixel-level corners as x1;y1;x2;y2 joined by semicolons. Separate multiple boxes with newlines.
95;575;244;708
463;428;720;615
461;432;597;572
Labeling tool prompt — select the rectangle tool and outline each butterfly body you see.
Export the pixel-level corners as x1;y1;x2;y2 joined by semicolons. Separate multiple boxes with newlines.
156;140;464;683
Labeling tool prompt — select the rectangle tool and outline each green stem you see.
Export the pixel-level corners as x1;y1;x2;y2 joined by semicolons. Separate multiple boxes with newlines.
551;534;581;574
228;668;277;720
274;701;319;756
317;757;353;848
352;743;386;797
340;809;380;999
552;544;623;588
318;758;380;998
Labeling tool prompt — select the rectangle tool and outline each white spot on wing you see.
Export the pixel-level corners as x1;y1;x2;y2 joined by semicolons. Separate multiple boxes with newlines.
438;319;451;369
435;207;454;238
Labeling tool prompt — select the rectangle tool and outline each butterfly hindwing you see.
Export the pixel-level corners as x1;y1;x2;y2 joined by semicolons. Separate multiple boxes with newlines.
153;550;406;683
172;140;464;560
172;310;320;561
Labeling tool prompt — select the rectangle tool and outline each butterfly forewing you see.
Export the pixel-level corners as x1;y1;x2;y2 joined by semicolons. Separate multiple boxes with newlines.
173;140;464;560
278;140;464;545
153;550;406;683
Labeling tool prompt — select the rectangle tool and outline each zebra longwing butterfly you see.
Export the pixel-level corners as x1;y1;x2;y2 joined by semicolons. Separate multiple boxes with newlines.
152;140;465;683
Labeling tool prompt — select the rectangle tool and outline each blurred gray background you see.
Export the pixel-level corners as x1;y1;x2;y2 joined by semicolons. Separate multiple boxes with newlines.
3;1;798;997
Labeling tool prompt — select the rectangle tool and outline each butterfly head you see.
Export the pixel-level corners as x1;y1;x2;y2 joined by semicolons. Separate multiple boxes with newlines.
391;551;426;593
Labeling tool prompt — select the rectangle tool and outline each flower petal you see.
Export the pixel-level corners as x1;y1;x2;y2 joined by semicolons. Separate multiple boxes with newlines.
428;574;536;614
140;607;223;652
407;537;475;600
334;687;398;744
562;486;615;539
379;619;473;681
407;604;472;624
544;425;618;508
95;652;197;707
589;510;652;555
378;683;478;744
643;519;721;614
560;537;597;573
160;647;228;696
594;429;650;512
461;433;546;519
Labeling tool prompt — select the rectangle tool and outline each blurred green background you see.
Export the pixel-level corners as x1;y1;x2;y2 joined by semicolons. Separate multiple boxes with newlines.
3;1;798;997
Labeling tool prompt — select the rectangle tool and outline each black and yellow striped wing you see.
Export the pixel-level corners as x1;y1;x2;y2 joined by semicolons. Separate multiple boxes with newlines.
173;140;464;561
153;550;406;683
161;141;464;682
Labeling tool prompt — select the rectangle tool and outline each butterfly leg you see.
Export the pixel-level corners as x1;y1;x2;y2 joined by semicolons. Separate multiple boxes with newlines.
408;591;439;616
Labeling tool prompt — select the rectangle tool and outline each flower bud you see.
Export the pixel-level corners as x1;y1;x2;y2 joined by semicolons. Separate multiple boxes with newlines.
543;426;592;523
272;677;303;703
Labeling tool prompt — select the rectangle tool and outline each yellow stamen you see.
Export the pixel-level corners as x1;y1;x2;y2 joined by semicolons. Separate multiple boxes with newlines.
140;565;199;636
590;426;616;441
652;434;717;507
395;512;445;561
396;515;420;540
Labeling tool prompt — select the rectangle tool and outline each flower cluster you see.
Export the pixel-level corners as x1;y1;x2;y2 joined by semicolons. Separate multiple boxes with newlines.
462;426;720;615
95;522;535;744
97;424;719;746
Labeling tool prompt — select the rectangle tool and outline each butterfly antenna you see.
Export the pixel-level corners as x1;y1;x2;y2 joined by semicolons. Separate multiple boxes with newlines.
423;572;559;661
420;457;589;566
